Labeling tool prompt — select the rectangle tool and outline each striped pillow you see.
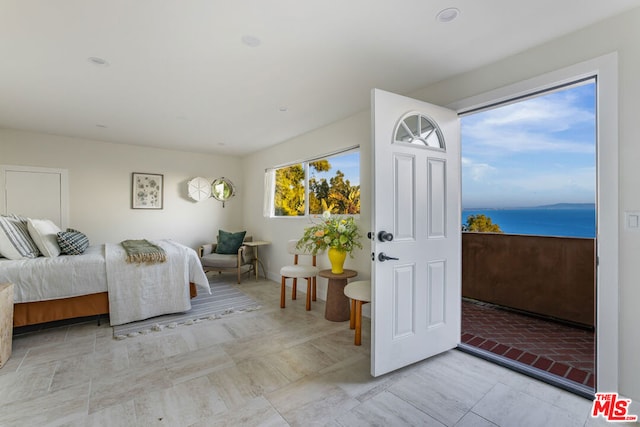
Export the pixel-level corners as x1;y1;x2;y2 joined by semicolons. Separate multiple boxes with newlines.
0;215;41;259
57;228;89;255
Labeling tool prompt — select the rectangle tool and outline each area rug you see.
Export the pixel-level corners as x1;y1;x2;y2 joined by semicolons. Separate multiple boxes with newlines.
112;276;261;339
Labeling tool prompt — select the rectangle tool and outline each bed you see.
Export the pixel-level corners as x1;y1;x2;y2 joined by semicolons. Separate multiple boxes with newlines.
1;239;210;327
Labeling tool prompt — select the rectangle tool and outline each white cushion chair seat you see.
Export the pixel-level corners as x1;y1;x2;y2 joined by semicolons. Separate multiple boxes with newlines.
279;265;319;278
280;239;319;311
344;280;371;345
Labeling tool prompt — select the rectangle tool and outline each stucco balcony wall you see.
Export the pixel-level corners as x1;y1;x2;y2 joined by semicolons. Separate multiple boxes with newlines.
462;233;596;328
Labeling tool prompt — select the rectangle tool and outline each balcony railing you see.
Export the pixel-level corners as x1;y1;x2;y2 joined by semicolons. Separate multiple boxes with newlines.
462;233;595;328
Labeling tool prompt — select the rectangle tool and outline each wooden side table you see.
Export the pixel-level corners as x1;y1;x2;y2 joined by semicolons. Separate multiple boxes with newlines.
244;240;270;280
319;269;357;322
0;283;13;368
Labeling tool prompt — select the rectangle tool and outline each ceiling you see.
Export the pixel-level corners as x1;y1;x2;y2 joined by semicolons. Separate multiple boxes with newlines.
0;1;637;156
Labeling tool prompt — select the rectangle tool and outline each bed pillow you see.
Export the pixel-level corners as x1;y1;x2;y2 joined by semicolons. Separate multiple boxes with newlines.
215;230;246;254
57;228;90;255
0;215;41;259
27;218;62;257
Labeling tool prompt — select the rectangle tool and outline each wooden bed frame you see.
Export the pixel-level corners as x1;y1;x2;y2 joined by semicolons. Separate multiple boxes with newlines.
13;283;198;327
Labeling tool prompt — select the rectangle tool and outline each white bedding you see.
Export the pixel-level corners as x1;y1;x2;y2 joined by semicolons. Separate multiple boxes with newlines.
105;240;209;325
0;244;107;303
0;239;210;326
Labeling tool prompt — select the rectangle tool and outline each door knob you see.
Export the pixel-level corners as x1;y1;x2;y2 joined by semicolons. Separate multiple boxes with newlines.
378;252;399;262
377;231;394;242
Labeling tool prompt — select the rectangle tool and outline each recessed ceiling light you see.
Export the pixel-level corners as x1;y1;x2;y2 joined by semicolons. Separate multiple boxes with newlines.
241;35;261;47
88;56;109;66
436;7;460;23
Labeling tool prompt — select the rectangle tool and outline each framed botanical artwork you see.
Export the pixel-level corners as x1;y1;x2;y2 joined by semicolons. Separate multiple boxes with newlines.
132;172;164;209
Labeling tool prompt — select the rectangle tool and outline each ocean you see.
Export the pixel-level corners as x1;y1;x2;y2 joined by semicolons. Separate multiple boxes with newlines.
461;206;596;238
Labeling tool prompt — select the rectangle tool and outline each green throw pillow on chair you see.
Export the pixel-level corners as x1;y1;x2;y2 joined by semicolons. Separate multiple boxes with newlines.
215;230;246;254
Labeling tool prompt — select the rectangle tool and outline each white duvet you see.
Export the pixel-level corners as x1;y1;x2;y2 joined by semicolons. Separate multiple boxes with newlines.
0;239;210;326
0;244;108;302
105;240;209;325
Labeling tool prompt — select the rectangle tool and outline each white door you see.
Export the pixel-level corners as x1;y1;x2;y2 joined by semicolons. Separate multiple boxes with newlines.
371;89;461;376
1;165;69;228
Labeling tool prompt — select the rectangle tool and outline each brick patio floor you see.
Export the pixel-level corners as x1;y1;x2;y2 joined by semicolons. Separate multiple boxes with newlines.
461;299;595;389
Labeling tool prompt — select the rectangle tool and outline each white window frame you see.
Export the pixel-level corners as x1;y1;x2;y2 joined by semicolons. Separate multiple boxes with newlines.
266;146;360;218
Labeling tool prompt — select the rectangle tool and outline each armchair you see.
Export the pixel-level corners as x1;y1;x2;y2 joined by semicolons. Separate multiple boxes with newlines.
199;234;255;284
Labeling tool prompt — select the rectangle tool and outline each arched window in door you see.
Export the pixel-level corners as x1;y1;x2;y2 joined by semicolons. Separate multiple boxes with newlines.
394;113;445;150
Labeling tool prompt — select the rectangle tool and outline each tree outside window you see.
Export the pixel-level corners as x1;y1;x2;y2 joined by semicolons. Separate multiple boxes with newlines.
274;163;305;216
272;151;360;217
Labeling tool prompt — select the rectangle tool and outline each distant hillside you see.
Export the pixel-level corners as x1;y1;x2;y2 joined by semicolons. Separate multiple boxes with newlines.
531;203;595;210
462;203;595;210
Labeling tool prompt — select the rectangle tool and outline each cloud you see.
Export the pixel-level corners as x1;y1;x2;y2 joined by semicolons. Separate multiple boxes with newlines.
504;166;595;193
461;157;496;181
462;87;595;155
461;83;596;207
479;95;593;130
462;164;595;207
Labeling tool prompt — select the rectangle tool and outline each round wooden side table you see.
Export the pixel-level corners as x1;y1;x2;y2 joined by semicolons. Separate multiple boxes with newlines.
319;269;357;322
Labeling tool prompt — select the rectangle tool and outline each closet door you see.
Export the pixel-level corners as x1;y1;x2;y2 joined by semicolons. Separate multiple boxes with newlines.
1;165;68;228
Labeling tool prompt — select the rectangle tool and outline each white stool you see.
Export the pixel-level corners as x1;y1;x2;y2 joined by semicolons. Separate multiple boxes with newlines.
344;280;371;345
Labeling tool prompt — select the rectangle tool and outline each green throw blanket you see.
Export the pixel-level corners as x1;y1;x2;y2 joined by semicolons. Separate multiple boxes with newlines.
121;239;167;264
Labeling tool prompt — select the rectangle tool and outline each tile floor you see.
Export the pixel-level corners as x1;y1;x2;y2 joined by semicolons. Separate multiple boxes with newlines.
461;299;596;389
1;277;612;426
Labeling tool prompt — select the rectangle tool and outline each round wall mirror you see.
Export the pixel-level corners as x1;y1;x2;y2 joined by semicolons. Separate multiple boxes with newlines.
211;177;235;207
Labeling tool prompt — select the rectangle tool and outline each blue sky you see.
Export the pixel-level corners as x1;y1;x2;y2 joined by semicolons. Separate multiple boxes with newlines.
311;151;360;186
461;81;596;208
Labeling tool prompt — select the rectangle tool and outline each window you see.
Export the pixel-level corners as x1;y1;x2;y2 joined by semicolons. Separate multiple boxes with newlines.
273;163;305;216
395;113;445;149
269;149;360;217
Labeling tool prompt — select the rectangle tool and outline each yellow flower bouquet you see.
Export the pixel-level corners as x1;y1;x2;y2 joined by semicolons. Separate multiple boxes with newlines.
296;211;363;256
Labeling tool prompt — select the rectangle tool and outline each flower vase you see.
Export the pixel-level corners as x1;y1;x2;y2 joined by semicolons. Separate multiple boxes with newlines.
328;247;347;274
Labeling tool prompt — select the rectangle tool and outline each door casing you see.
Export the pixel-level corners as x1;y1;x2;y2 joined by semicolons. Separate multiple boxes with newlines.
448;52;619;392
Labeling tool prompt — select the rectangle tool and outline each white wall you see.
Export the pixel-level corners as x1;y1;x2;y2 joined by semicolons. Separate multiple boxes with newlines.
0;129;243;250
243;8;640;402
242;111;372;300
